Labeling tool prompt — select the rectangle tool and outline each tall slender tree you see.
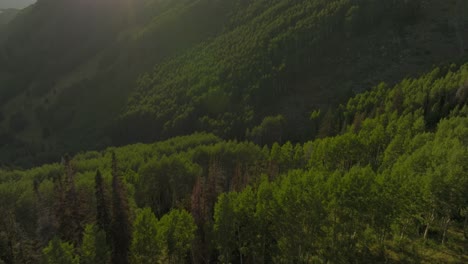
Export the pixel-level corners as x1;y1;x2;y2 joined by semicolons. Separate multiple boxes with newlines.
110;152;132;264
95;170;111;242
57;155;84;245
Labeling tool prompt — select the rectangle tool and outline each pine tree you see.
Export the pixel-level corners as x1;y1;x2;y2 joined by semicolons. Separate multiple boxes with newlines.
57;155;84;245
110;152;132;264
95;170;111;243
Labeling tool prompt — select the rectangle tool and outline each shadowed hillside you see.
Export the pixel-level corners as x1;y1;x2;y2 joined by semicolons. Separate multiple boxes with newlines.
0;0;467;168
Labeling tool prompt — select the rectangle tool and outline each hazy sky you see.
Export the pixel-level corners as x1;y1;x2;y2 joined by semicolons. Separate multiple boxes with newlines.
0;0;35;9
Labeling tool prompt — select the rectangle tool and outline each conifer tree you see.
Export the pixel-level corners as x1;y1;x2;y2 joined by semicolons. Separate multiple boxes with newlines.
95;170;111;242
110;152;132;264
57;155;84;245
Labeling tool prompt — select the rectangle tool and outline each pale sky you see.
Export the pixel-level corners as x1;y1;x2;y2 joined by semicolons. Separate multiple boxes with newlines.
0;0;35;9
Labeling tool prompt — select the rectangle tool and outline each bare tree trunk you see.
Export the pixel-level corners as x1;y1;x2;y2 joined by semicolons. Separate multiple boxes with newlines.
380;229;387;245
400;219;409;240
424;210;435;241
423;223;430;240
441;217;451;244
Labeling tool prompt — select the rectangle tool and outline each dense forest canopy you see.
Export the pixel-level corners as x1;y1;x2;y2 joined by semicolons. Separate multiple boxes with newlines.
0;0;467;263
1;62;467;263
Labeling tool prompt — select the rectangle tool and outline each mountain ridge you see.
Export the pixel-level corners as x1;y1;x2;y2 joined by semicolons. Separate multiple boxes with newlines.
0;0;35;9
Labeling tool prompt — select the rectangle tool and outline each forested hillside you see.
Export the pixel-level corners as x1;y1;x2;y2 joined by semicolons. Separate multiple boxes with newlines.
0;1;467;262
1;0;467;167
1;63;467;263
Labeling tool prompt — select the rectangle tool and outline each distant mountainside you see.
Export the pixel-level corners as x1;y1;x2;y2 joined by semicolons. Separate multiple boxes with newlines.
0;0;467;167
0;0;35;9
0;8;18;26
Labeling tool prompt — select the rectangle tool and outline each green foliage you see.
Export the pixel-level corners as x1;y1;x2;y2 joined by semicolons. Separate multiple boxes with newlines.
158;209;197;264
43;237;79;264
1;61;468;261
213;193;237;263
80;224;110;264
130;208;160;264
209;63;468;262
2;0;468;167
137;154;201;216
0;0;468;258
247;115;286;145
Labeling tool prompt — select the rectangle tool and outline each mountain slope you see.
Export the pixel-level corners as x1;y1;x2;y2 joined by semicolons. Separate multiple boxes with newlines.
0;0;233;166
119;0;468;142
0;63;466;262
0;0;35;9
0;0;467;167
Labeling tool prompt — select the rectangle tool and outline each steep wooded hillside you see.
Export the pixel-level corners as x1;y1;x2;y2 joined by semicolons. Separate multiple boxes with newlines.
0;1;466;263
0;0;467;167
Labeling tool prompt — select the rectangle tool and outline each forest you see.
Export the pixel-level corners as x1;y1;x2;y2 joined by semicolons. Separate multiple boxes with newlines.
1;63;467;263
0;0;467;263
0;0;467;167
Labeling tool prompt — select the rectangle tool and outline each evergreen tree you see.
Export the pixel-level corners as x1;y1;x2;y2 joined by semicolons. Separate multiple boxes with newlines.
95;170;111;242
110;153;132;264
57;155;84;245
